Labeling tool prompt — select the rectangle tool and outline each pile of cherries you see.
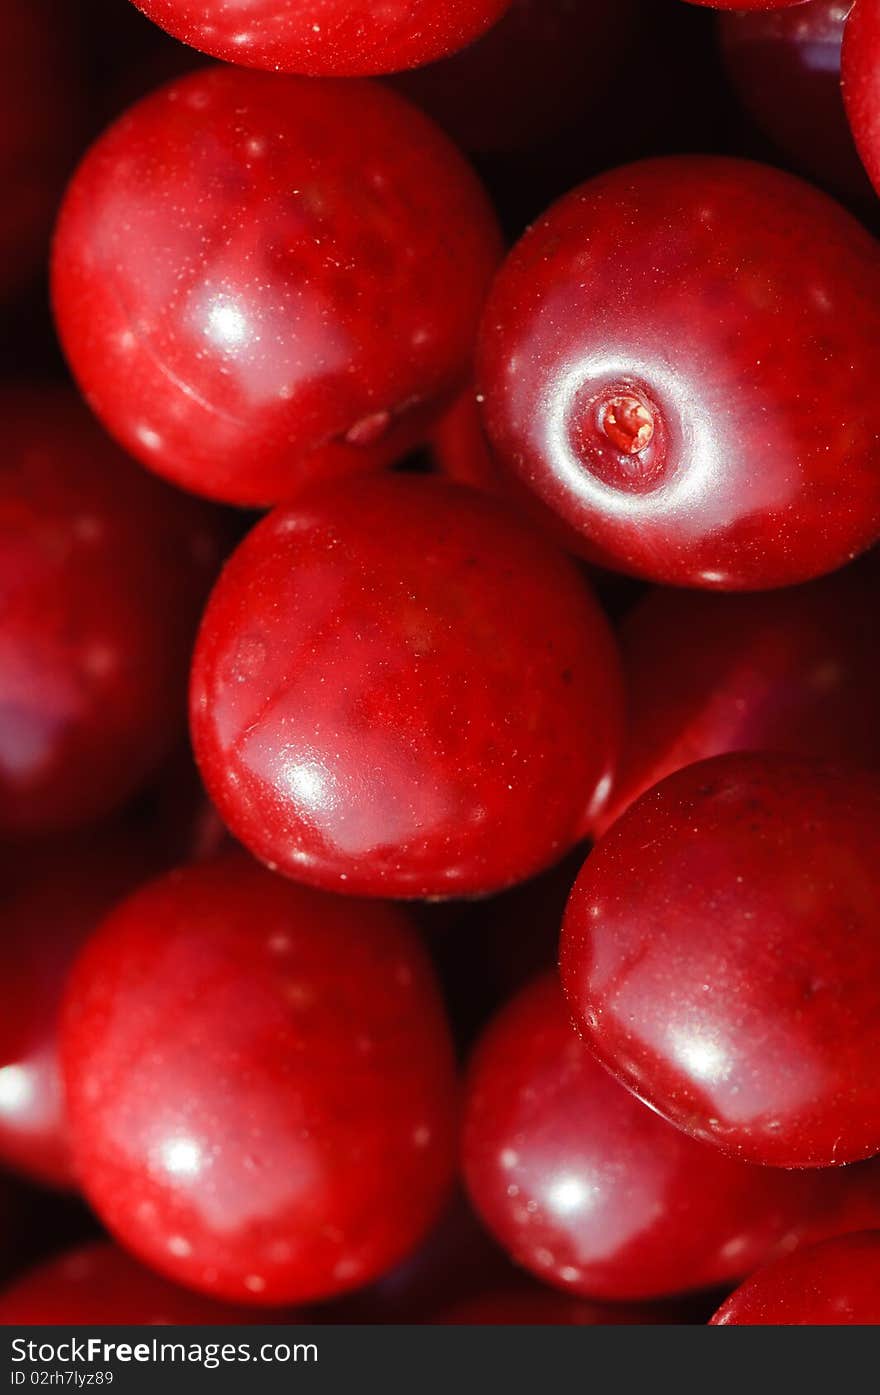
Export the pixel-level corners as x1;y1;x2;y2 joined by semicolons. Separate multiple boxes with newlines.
4;0;880;1329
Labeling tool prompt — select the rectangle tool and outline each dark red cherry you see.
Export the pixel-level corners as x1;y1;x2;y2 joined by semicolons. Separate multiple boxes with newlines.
0;386;224;835
477;156;880;589
720;2;868;201
842;0;880;195
0;1242;275;1324
463;975;824;1300
0;828;163;1189
594;565;880;836
61;856;458;1306
562;752;880;1169
0;0;82;302
130;1;513;76
52;67;501;506
391;0;640;155
191;475;623;899
712;1232;880;1325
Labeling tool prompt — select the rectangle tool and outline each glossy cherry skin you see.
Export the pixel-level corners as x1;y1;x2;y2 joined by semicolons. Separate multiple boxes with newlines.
0;1243;275;1324
0;386;225;835
61;855;458;1306
392;0;639;155
0;0;82;302
0;829;164;1190
842;0;880;195
131;1;512;76
191;475;623;899
477;157;880;590
712;1232;880;1325
463;975;828;1301
720;2;867;201
52;68;501;506
595;565;880;836
562;752;880;1169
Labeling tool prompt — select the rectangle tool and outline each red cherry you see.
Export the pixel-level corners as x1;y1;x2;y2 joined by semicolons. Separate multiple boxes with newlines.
0;386;224;835
52;68;501;505
463;975;826;1300
0;0;82;302
562;752;880;1169
191;475;623;899
477;156;880;589
595;565;880;837
843;0;880;195
391;0;640;156
61;856;458;1306
719;1;868;202
0;828;164;1190
130;0;513;76
0;1242;277;1324
711;1232;880;1325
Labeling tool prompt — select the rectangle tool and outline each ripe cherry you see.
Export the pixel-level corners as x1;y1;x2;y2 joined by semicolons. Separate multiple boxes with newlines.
52;67;501;506
130;1;513;77
0;1243;273;1324
720;1;867;201
0;827;163;1189
61;855;458;1305
191;474;623;899
563;752;880;1168
463;974;824;1300
842;0;880;195
594;564;880;836
712;1232;880;1325
0;386;224;835
477;156;880;589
